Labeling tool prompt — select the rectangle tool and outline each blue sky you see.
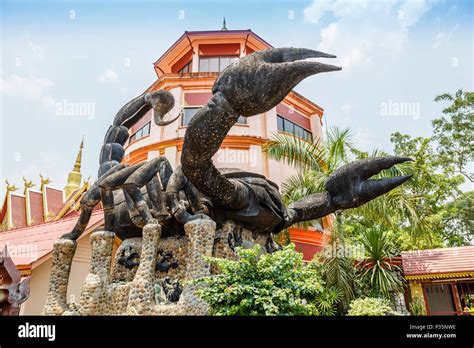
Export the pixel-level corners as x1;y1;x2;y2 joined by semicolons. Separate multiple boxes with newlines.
1;0;473;197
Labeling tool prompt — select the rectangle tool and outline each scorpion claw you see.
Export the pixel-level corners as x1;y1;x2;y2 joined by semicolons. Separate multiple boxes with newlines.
326;156;413;209
212;47;341;117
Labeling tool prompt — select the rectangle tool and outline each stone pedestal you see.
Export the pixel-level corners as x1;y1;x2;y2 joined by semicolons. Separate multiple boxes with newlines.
42;218;220;315
163;219;216;315
126;223;161;315
42;239;76;315
76;231;115;315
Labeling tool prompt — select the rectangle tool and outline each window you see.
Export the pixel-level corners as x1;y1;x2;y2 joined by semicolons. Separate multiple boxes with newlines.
129;122;151;144
182;107;200;126
199;56;239;72
277;115;313;142
178;61;192;74
236;116;247;124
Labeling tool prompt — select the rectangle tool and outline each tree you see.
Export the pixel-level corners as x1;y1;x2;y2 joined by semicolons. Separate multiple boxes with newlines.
193;244;341;316
390;132;467;248
432;90;474;182
439;191;474;246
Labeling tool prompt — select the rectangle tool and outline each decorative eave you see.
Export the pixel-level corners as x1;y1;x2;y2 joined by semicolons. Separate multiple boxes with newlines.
153;29;272;76
405;271;474;281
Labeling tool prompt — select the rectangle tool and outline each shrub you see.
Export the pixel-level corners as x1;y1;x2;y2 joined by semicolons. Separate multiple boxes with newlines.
409;297;426;316
193;244;340;316
347;297;400;316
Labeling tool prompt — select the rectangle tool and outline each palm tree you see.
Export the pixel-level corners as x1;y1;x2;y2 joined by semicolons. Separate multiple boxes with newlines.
265;126;419;310
357;225;404;298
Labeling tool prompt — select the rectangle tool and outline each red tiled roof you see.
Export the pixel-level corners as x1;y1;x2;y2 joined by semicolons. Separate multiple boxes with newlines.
401;246;474;276
0;210;104;267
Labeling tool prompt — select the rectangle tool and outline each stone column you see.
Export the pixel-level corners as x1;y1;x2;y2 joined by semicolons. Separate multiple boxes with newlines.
126;222;161;315
42;239;76;315
77;231;115;315
179;219;216;315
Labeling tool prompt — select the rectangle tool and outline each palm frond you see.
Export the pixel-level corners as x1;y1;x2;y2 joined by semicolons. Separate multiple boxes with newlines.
264;133;327;172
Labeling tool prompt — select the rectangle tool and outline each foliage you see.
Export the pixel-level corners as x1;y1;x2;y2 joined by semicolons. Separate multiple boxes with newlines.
390;131;469;248
432;89;474;183
311;221;357;312
347;297;400;316
439;190;474;245
357;226;404;298
409;297;426;316
193;244;341;316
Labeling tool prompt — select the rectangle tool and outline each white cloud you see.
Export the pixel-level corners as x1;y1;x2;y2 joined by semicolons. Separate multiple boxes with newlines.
0;73;56;109
98;69;119;82
303;0;334;24
304;0;437;71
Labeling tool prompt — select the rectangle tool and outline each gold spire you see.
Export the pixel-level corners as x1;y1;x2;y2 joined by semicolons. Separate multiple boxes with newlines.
64;138;84;199
73;137;84;172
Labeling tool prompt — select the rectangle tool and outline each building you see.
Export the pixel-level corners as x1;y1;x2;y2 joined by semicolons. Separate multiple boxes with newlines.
402;245;474;315
123;27;329;259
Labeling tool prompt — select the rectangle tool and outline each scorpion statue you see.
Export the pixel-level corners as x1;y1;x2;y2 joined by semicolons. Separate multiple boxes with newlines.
61;47;411;255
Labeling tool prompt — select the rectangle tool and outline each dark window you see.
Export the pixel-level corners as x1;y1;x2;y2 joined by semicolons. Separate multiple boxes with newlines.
129;122;151;144
199;56;239;72
277;114;313;142
283;118;294;134
178;61;192;74
277;115;284;131
182;107;200;126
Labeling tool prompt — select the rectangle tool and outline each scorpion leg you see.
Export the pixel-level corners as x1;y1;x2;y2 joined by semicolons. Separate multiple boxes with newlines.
123;157;171;225
166;166;209;224
99;163;144;231
61;163;129;240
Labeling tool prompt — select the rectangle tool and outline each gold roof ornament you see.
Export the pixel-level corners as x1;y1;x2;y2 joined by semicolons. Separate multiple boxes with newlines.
22;177;35;195
39;174;51;190
5;180;18;192
64;138;84;199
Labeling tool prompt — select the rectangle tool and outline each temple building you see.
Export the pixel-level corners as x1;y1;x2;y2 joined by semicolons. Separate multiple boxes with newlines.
0;140;90;231
402;245;474;315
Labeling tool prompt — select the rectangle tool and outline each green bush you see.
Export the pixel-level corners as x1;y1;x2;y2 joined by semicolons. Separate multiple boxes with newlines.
347;297;400;316
193;244;340;316
409;297;426;316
